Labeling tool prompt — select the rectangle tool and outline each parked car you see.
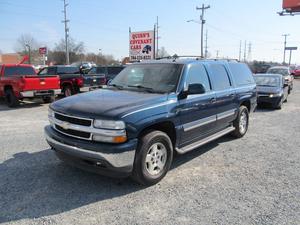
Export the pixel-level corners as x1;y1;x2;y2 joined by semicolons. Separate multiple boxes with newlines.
254;74;288;109
0;64;60;107
44;59;257;185
291;66;300;78
266;66;294;94
87;66;125;84
38;66;85;97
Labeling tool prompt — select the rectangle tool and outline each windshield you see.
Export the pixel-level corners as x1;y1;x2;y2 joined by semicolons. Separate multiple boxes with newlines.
254;76;281;87
4;66;36;76
110;63;183;93
266;68;289;76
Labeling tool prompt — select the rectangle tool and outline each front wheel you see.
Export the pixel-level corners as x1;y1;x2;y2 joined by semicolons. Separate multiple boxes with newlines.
132;130;173;186
231;106;249;138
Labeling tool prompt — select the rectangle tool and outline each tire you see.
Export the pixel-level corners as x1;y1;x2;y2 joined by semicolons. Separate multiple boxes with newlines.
231;106;249;138
5;89;19;107
132;130;173;186
274;97;283;110
42;96;55;103
63;85;73;97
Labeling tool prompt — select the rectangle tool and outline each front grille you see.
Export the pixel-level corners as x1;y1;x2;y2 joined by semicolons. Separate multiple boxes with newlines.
55;125;91;139
55;113;92;126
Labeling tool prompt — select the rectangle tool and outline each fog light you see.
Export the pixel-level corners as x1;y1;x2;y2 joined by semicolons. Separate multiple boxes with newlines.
92;134;127;143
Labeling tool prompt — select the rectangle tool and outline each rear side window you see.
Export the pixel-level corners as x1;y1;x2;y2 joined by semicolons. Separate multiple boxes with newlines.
4;66;36;76
96;67;106;74
107;67;124;75
208;64;231;91
229;63;254;86
186;64;211;91
57;67;80;74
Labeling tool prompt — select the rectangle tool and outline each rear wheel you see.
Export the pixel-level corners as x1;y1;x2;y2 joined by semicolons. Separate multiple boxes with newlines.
63;85;73;97
132;130;173;186
231;106;249;138
5;89;19;107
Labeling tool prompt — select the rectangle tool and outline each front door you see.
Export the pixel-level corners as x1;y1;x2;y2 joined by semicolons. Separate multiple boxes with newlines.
178;64;217;147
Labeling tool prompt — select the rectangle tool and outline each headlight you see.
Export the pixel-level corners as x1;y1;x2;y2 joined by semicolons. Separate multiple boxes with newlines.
93;119;125;130
48;108;54;118
269;93;282;98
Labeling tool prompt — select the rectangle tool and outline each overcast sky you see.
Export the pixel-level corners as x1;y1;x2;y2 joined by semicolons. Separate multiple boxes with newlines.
1;0;300;63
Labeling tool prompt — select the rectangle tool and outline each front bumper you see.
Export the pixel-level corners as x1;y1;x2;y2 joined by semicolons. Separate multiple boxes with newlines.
44;125;137;177
21;89;61;98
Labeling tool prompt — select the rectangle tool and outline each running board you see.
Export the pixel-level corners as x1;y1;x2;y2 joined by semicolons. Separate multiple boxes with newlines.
176;126;235;154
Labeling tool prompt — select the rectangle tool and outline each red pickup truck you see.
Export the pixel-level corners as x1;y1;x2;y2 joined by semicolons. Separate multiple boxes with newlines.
0;64;61;107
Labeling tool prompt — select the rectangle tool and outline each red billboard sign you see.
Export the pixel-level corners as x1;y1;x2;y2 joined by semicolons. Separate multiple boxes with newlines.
39;47;47;55
283;0;300;12
129;30;155;61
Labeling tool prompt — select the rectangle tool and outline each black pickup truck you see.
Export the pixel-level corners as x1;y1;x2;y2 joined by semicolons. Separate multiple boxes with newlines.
38;66;105;96
45;58;257;185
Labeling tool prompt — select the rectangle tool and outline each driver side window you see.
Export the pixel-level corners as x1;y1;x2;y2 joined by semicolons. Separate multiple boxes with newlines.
186;64;211;92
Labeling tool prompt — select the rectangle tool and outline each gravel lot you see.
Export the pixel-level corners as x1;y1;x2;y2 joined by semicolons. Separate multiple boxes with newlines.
0;80;299;225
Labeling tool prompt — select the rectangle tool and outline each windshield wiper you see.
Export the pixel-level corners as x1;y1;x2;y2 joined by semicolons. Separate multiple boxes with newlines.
127;85;155;93
109;84;124;90
258;85;276;87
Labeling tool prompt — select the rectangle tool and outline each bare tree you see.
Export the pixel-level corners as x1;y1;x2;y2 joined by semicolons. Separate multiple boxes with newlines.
15;34;38;53
157;47;170;58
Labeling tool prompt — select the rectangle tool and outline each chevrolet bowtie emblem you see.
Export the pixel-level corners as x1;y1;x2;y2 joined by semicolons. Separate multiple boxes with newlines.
61;121;70;130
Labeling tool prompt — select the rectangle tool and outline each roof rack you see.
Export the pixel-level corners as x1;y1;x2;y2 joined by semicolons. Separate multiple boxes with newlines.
156;56;239;62
156;55;204;61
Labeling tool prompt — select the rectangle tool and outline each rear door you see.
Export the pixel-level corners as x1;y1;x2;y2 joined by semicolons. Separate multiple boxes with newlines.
178;63;217;146
206;63;237;129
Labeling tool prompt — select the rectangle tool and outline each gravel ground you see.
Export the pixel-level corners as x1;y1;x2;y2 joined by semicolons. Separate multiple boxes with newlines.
0;80;299;225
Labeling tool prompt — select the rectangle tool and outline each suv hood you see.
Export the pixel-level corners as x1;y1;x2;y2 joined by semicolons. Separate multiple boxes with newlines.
51;89;168;119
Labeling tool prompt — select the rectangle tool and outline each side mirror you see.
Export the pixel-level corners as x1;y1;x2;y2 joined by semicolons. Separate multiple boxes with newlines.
187;83;206;95
283;83;289;87
178;83;205;99
107;79;113;85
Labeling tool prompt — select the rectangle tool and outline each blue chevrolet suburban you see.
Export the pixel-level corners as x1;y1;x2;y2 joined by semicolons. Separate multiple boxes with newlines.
45;58;257;185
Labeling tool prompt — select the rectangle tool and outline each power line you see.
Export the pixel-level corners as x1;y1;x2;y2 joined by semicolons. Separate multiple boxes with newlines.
62;0;70;64
196;4;210;58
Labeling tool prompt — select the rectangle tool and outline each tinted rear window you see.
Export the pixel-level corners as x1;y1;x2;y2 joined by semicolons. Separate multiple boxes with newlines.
107;67;124;75
4;66;36;76
208;64;231;91
228;63;255;86
57;67;80;74
96;67;106;74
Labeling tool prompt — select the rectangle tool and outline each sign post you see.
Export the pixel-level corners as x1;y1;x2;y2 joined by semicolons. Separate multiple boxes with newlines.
39;47;47;65
285;46;298;65
129;30;155;62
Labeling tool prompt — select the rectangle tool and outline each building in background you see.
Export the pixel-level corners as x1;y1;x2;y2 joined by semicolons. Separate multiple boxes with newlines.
0;53;22;64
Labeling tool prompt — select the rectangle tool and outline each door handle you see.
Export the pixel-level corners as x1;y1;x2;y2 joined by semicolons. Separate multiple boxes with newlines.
210;97;216;103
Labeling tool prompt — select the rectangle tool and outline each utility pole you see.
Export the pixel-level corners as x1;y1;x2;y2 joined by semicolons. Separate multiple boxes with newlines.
156;16;159;59
243;40;247;62
247;42;252;62
204;29;208;58
216;50;219;58
239;40;242;61
196;4;210;58
25;44;31;64
282;34;290;64
62;0;70;65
